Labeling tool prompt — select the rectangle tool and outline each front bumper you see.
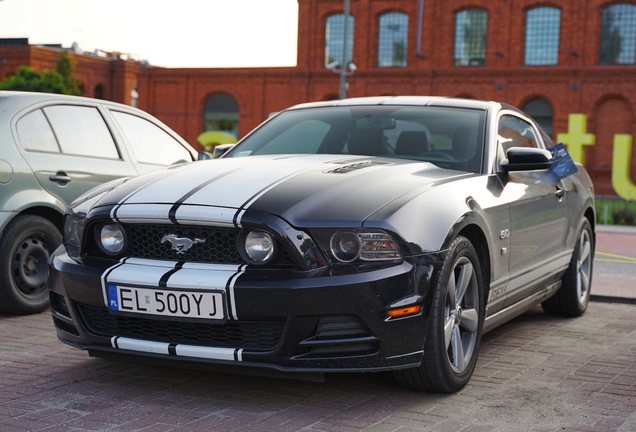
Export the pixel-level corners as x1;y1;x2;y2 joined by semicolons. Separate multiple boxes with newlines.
49;247;438;374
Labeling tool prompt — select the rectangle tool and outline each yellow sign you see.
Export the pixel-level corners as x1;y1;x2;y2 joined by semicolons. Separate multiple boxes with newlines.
556;114;595;165
558;114;635;201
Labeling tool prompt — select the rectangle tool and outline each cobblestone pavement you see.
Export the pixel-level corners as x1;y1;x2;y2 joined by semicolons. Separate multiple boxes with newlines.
1;226;635;431
0;300;634;432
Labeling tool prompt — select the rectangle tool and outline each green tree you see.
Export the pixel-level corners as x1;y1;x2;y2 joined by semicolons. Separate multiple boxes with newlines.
0;52;84;95
56;52;83;95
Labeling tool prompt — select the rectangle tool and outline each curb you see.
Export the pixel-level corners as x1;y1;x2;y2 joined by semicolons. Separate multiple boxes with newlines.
596;224;636;234
590;294;636;305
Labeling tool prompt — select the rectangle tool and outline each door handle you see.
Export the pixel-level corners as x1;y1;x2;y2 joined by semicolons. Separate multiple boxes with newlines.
49;171;72;185
555;188;566;199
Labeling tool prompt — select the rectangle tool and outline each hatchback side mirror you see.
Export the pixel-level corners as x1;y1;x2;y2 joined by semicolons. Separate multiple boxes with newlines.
213;144;235;158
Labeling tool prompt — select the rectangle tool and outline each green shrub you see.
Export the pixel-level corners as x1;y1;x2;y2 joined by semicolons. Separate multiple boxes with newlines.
596;198;636;225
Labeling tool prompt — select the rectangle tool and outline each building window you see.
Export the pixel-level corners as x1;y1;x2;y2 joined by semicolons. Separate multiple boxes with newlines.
525;7;561;65
454;9;488;66
325;13;354;67
523;98;554;137
93;84;104;99
203;93;239;144
378;12;408;67
600;3;636;64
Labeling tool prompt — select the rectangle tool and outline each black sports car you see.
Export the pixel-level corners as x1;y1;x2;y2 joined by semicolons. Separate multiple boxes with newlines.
49;96;595;393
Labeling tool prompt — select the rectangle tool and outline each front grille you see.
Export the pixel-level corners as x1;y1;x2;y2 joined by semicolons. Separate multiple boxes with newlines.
77;304;285;351
126;224;241;263
87;223;295;268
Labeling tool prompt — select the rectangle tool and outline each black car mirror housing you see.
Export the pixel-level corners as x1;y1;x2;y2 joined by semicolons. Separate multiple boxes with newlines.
501;147;553;172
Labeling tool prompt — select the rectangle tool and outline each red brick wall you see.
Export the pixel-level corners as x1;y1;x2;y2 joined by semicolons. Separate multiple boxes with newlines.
2;0;635;196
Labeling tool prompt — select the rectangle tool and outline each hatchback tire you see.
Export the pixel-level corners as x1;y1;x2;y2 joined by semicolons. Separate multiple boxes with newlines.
0;215;61;314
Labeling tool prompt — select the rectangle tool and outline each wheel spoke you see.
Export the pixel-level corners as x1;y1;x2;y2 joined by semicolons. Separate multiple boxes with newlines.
578;270;590;298
444;315;455;351
455;261;474;305
446;275;456;307
580;239;591;265
450;325;466;371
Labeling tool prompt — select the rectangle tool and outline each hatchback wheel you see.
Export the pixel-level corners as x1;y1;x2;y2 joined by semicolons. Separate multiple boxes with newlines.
0;215;61;314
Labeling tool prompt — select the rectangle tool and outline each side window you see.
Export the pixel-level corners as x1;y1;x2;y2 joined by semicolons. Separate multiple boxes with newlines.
111;111;193;165
497;115;539;153
43;105;120;159
16;110;60;153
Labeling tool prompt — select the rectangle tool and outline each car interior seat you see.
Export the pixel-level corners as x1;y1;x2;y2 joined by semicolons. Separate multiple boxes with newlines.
395;131;431;156
452;126;480;172
347;129;388;156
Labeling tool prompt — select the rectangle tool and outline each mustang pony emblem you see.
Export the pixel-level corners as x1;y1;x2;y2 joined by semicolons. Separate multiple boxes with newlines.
160;234;205;254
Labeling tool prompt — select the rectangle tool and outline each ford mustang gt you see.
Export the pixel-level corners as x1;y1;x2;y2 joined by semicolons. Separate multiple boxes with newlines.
49;96;595;393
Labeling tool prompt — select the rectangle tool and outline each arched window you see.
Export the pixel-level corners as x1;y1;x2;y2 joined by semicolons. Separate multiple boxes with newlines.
525;7;561;66
600;3;636;64
523;98;554;137
93;84;104;100
454;9;488;66
378;12;408;67
325;13;354;67
203;93;239;138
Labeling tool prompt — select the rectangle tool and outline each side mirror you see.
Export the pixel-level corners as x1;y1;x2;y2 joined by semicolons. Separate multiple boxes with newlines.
213;144;235;158
501;147;553;172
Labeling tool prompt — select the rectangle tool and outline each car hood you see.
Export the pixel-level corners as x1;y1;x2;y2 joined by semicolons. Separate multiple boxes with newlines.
97;154;469;228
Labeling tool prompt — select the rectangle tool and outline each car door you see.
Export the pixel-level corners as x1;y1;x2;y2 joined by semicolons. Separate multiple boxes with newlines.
496;113;569;306
15;104;139;206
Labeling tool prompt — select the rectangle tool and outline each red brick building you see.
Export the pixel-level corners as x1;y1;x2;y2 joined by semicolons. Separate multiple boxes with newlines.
1;0;635;197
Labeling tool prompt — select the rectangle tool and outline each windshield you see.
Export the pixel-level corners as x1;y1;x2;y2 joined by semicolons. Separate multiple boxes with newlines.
224;105;486;173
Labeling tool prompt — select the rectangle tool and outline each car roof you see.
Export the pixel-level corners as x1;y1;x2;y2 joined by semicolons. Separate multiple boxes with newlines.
0;90;131;109
285;96;503;112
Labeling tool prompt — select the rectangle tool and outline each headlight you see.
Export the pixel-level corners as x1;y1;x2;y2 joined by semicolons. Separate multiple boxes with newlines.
98;223;126;255
330;231;402;263
239;230;276;265
330;232;361;262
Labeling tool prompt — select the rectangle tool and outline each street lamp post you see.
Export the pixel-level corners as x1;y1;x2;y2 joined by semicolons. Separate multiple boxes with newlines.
339;0;350;99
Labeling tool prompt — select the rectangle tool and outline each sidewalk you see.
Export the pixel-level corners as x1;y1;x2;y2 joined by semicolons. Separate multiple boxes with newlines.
593;224;636;302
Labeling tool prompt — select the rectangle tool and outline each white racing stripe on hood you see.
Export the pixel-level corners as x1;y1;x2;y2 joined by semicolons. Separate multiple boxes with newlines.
119;158;255;205
111;203;174;223
111;155;354;226
172;206;236;227
180;155;351;214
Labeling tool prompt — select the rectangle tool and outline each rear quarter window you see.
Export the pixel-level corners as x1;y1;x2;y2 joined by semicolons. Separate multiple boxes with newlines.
111;111;192;165
16;109;60;153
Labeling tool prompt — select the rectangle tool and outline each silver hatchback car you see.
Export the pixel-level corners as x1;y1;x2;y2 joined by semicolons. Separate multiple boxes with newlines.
0;91;207;314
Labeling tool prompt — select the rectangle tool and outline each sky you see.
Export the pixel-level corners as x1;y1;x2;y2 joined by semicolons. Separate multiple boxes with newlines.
0;0;299;68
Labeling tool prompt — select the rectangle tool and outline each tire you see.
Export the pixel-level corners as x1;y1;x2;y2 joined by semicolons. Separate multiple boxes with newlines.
0;215;62;315
394;236;485;393
541;219;593;317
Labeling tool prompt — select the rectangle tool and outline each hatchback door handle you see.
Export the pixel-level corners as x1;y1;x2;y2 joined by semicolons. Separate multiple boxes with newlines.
49;172;72;185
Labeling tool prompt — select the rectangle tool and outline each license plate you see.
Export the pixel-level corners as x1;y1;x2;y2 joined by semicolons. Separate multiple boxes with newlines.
107;284;224;320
